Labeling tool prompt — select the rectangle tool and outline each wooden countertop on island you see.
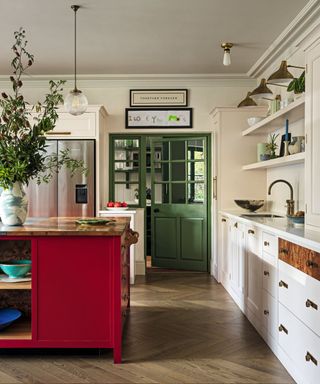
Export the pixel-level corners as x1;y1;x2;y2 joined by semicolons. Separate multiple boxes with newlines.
0;217;131;236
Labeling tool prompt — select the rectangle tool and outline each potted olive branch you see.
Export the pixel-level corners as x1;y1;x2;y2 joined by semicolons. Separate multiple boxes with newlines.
0;28;87;225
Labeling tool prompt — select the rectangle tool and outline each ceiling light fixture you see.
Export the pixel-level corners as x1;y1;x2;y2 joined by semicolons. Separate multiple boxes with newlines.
64;5;88;116
221;43;233;66
268;60;305;84
237;92;257;108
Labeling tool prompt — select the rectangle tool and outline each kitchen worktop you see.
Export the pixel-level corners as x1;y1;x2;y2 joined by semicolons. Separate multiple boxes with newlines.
0;217;130;236
221;210;320;251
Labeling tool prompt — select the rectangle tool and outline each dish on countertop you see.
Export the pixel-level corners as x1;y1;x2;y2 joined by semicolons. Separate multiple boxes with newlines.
105;207;129;211
75;219;116;226
234;199;265;212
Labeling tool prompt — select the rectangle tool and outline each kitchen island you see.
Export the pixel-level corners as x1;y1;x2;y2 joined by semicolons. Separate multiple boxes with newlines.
0;217;138;363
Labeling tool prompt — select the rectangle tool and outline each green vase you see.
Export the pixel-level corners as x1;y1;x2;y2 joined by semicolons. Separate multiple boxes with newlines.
0;182;28;226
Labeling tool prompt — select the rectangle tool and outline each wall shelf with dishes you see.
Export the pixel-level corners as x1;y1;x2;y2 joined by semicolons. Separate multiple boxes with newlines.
242;96;305;136
0;239;32;340
242;151;305;171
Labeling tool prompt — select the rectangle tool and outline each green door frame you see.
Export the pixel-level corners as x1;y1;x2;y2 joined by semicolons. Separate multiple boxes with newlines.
109;133;212;272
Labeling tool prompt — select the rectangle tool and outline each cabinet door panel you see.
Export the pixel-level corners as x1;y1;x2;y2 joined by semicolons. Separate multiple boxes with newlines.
36;237;112;342
246;248;262;318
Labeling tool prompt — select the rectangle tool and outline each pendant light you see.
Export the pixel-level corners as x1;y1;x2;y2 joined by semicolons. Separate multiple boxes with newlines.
221;43;233;66
64;5;88;116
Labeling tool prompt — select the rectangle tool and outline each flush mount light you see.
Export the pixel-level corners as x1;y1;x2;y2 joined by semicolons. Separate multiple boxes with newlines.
250;78;273;101
221;42;233;66
64;5;88;116
268;60;305;84
237;92;257;108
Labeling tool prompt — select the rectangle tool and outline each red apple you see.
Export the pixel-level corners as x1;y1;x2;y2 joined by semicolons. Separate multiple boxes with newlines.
121;202;128;207
114;202;122;207
107;201;114;207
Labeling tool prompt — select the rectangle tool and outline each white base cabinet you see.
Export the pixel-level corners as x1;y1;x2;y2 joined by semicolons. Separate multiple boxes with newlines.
219;214;320;384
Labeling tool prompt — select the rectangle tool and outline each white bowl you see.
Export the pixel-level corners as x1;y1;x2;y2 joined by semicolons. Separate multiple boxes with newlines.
247;117;264;126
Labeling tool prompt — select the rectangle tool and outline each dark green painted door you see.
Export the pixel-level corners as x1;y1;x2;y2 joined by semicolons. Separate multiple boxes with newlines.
151;137;208;271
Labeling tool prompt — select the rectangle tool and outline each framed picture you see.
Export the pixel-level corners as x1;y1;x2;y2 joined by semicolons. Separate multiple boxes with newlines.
125;108;193;129
130;89;188;107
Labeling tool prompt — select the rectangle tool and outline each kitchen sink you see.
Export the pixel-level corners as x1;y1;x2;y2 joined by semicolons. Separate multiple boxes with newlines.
241;213;284;218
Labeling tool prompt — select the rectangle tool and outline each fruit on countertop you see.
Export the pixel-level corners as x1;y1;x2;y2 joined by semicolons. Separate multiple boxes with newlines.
105;201;128;208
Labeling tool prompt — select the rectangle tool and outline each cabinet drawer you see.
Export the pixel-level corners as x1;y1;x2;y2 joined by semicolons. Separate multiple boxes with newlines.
46;112;96;137
262;290;278;339
279;260;320;338
279;238;320;282
279;303;320;384
262;253;277;298
262;232;277;257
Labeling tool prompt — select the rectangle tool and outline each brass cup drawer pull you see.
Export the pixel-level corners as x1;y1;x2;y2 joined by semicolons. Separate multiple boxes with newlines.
263;270;270;276
280;248;289;254
264;241;270;246
306;299;318;310
278;324;288;334
305;351;318;366
306;260;318;269
248;229;255;235
279;280;288;289
263;310;269;316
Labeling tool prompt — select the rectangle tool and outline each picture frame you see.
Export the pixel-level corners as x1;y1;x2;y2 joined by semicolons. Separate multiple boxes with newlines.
130;89;188;107
125;108;193;129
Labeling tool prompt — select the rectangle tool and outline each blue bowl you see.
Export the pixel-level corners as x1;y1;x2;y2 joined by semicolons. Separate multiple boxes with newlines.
0;260;31;278
0;308;22;330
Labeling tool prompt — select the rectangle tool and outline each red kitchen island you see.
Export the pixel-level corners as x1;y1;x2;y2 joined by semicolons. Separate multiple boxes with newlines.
0;217;138;363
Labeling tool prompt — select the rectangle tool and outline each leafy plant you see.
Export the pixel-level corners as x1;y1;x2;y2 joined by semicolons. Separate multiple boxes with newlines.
287;71;305;94
265;133;279;158
0;28;87;190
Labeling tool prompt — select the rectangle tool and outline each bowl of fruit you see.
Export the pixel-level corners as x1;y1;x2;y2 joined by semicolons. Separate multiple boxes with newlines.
105;201;129;211
287;211;305;225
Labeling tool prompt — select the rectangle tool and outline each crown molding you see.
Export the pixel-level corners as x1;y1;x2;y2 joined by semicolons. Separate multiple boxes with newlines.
0;73;256;88
247;0;320;78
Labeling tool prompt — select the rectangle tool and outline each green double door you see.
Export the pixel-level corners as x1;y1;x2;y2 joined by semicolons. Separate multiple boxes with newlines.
150;137;209;271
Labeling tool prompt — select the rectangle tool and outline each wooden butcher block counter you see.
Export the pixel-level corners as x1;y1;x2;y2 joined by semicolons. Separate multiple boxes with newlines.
0;217;139;364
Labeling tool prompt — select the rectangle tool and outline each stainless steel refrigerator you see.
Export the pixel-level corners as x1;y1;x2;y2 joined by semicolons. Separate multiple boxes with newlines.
26;140;95;217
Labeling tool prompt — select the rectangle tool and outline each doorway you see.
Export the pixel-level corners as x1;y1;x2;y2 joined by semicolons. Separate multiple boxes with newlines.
109;134;211;272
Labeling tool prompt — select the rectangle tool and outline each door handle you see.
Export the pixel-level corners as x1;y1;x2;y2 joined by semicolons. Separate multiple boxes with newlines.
154;208;160;213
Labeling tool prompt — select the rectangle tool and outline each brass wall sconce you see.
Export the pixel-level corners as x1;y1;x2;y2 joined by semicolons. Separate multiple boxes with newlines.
250;78;273;101
268;60;305;84
237;92;257;108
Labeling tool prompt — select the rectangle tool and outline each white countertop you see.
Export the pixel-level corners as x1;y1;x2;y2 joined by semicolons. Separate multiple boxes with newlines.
220;210;320;252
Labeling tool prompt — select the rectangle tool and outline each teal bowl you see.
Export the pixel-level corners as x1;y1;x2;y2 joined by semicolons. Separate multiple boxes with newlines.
0;260;31;278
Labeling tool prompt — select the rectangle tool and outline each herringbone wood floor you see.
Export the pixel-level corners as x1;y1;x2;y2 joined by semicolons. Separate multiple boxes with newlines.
0;271;294;383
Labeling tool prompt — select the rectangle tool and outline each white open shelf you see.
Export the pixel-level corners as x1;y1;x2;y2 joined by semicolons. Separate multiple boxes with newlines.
242;96;305;136
242;152;305;170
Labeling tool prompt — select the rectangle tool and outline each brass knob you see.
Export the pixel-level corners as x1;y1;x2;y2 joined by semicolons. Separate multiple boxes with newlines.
222;218;226;222
280;248;289;254
264;241;269;246
263;270;270;276
264;310;269;315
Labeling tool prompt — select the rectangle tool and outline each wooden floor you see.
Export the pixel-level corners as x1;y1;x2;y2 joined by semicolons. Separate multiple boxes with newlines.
0;271;294;383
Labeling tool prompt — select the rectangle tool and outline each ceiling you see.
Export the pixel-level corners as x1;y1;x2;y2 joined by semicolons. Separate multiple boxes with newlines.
0;0;309;75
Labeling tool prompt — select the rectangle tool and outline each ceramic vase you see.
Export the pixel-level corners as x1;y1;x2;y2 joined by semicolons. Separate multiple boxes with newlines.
0;182;28;226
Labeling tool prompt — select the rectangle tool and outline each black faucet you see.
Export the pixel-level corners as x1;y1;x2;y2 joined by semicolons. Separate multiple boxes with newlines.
268;179;294;216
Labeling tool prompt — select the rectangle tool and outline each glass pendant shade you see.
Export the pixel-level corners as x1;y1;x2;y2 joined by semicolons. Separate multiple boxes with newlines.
64;89;88;116
267;61;294;84
250;78;273;100
237;92;257;108
65;5;88;116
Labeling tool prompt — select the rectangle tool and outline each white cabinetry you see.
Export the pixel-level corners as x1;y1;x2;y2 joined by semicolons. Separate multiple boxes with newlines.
306;41;320;229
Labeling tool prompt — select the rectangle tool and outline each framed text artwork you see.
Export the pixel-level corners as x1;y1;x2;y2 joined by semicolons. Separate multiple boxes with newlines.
130;89;188;107
125;108;193;129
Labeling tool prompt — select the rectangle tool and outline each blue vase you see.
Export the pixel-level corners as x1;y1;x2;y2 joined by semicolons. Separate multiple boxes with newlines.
0;182;28;226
